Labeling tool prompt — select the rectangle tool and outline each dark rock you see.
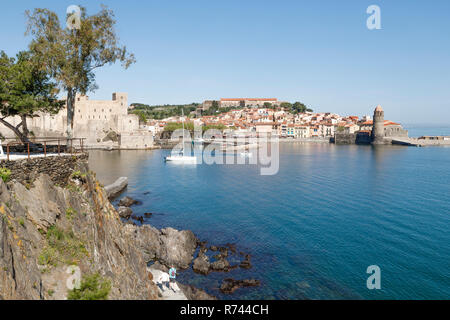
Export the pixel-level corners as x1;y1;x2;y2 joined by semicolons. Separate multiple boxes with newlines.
210;245;218;251
218;247;228;257
144;212;153;218
192;252;211;275
239;254;252;269
118;196;141;207
220;279;260;294
225;243;237;254
118;206;132;219
198;240;207;248
210;257;231;272
131;215;144;223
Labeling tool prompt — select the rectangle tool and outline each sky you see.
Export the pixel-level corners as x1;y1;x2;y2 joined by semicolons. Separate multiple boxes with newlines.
1;0;449;124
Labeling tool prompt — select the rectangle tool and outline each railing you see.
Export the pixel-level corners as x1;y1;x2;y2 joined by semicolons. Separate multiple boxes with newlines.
2;138;86;161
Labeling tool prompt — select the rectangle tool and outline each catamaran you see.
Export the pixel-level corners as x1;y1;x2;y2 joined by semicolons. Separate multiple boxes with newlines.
164;110;197;164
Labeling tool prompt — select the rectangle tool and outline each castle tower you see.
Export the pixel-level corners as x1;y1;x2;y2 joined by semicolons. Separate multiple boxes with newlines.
372;105;385;144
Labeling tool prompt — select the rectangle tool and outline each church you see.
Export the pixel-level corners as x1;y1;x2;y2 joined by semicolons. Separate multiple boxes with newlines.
358;105;408;144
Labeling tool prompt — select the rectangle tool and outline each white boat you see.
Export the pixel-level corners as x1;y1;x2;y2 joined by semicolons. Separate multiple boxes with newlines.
164;110;197;164
165;155;197;163
240;151;253;158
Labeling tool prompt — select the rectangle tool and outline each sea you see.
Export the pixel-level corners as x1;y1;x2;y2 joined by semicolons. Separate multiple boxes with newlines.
88;126;450;300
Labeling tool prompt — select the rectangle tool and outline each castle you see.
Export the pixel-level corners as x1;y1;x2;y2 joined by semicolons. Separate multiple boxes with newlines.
335;105;408;145
369;105;408;144
0;92;153;149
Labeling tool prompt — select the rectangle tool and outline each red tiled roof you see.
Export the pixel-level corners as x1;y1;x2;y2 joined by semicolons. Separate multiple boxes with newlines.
361;120;401;126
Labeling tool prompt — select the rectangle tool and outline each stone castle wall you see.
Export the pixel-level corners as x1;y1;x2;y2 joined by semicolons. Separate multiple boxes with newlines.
0;92;153;149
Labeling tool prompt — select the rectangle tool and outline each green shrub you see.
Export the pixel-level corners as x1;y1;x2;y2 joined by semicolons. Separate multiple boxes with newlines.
71;170;86;179
0;168;11;183
66;207;77;221
38;225;88;267
38;246;58;267
67;273;111;300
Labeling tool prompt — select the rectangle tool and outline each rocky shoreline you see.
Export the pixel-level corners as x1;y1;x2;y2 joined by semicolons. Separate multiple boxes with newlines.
0;158;159;299
0;154;258;300
112;193;260;299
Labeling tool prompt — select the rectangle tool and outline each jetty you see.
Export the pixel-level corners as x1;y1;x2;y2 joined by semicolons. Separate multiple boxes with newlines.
391;137;450;147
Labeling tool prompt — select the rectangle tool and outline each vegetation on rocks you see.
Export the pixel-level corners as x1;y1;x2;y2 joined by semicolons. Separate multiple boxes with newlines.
65;207;78;221
0;167;12;182
70;171;86;180
38;225;88;267
67;273;111;300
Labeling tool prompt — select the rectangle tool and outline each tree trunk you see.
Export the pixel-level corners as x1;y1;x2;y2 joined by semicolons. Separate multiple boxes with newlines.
66;88;76;139
20;115;29;137
0;118;30;143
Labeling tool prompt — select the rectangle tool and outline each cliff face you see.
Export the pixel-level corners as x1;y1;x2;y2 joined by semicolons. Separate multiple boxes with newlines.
0;157;159;300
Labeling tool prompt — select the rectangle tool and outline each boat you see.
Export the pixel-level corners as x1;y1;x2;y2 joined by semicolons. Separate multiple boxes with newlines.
240;151;253;158
164;110;197;164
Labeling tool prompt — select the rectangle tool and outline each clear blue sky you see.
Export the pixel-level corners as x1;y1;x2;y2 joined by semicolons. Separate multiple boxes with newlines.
1;0;449;124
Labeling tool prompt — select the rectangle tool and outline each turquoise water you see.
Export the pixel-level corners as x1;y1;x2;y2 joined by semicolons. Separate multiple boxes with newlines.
89;142;450;300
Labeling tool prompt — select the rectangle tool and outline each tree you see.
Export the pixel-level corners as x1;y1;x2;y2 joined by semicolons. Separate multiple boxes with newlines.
292;102;313;114
131;110;147;124
0;50;64;142
26;5;135;138
280;102;292;111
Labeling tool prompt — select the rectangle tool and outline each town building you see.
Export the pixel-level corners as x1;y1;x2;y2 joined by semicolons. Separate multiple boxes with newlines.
220;98;278;108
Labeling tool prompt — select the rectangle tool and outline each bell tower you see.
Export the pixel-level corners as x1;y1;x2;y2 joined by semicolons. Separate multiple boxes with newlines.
372;105;385;144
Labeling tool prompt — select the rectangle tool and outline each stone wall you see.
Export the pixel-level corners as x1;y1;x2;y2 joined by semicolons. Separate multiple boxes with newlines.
0;154;88;186
334;133;357;144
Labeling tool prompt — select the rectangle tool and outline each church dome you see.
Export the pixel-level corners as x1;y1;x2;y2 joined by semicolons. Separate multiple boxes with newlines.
375;105;383;112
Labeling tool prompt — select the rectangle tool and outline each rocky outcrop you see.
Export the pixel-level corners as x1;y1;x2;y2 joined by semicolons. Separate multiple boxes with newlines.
239;254;252;269
192;244;246;275
104;177;128;199
220;279;260;294
192;247;211;275
0;158;159;300
118;206;133;219
129;225;198;269
118;196;141;207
